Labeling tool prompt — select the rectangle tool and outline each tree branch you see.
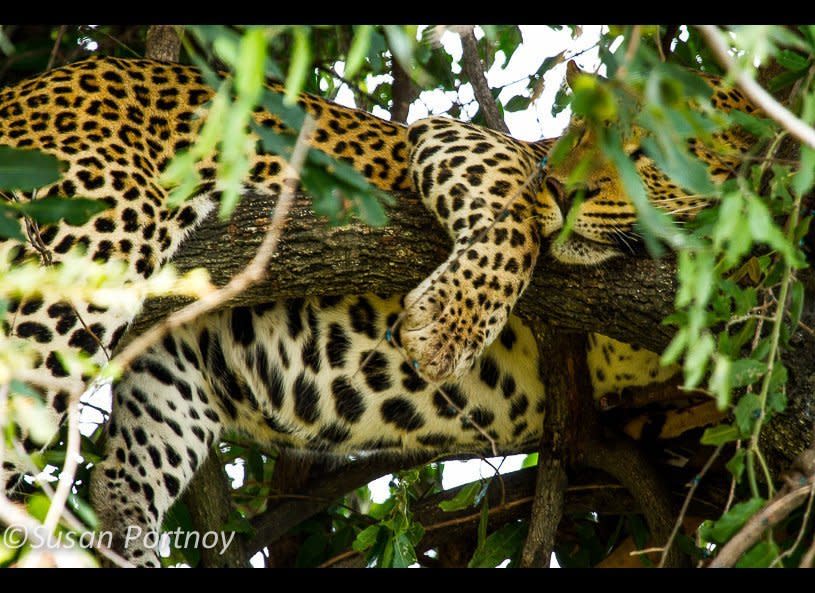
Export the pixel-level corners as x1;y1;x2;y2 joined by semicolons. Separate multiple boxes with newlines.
457;26;510;134
708;444;815;568
145;26;182;63
519;324;589;567
181;452;249;567
390;60;419;124
126;186;815;479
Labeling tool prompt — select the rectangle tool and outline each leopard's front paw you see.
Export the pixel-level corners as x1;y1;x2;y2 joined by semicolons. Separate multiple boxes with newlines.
399;270;501;384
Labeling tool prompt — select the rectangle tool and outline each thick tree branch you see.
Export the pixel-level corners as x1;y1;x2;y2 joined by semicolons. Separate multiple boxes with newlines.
127;187;815;480
129;189;678;352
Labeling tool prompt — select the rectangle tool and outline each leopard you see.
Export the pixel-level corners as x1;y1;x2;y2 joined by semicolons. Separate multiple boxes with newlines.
0;54;758;567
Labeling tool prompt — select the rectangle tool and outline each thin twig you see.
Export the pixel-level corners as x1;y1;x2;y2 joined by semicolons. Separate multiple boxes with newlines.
658;444;723;568
46;26;67;71
708;480;815;567
697;25;815;151
109;116;316;374
771;480;815;567
42;388;82;534
802;534;815;568
4;438;132;567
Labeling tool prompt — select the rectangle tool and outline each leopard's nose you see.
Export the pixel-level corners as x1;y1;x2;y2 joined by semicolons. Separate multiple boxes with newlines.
544;177;569;211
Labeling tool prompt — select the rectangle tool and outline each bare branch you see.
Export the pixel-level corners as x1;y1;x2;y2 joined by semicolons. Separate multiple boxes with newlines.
145;26;182;63
45;26;66;71
391;60;419;124
457;26;510;134
658;445;723;568
698;25;815;150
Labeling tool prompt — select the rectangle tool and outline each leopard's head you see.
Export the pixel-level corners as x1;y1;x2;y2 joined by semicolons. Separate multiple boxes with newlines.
539;61;758;265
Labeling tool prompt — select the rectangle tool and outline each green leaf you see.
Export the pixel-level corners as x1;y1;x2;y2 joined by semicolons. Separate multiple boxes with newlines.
67;493;99;530
641;135;715;196
530;51;566;83
728;110;776;139
776;49;809;72
735;540;780;568
391;533;417;568
0;146;65;190
725;449;746;482
246;449;264;482
660;327;688;366
734;392;761;436
477;498;489;547
0;203;23;240
699;497;764;544
438;480;482;512
383;25;414;77
700;423;740;446
284;26;311;106
504;95;530;112
344;25;373;80
355;191;388;227
768;69;806;93
352;525;381;552
235;28;267;101
296;532;328;567
683;332;714;390
521;453;538;468
730;359;767;388
709;355;732;409
14;196;111;226
27;493;51;522
468;522;527;568
792;145;815;197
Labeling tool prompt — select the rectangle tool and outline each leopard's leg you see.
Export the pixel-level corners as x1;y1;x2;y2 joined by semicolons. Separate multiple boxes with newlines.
90;331;222;567
400;117;555;382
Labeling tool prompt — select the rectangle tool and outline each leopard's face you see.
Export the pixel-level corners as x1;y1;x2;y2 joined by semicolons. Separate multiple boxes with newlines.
540;121;643;265
538;65;757;266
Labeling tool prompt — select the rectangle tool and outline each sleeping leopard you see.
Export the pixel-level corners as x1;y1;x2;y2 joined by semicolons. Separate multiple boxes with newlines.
0;55;757;566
